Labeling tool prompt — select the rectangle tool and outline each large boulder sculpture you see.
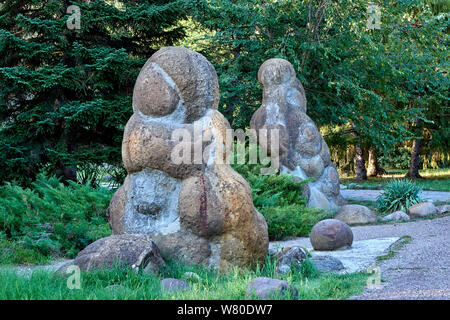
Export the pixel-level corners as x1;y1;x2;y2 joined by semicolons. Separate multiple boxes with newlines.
250;58;345;211
106;47;268;271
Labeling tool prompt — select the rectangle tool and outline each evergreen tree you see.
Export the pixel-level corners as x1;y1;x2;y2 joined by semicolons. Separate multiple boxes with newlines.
0;0;186;185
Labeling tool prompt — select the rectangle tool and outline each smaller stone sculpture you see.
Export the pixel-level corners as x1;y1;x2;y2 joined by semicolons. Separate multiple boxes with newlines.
250;58;345;210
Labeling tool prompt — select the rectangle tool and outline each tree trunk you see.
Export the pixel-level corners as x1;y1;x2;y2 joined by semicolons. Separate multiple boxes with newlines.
405;138;422;178
354;143;367;180
367;148;386;177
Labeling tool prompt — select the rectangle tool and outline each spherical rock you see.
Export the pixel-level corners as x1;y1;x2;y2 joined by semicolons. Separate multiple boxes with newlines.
108;47;268;272
436;204;450;215
309;219;353;251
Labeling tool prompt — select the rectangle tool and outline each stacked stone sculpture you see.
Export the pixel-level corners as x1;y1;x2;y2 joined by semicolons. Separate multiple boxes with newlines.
106;47;268;271
250;58;345;211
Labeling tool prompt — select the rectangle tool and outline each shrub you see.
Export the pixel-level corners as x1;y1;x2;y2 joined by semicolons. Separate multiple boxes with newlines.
376;179;422;214
0;174;113;264
233;160;330;240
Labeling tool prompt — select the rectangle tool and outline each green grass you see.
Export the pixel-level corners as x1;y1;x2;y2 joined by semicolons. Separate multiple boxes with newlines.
0;174;113;265
0;258;369;300
341;168;450;192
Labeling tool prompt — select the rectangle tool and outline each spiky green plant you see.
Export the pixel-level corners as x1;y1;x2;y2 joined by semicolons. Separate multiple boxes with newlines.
376;179;422;214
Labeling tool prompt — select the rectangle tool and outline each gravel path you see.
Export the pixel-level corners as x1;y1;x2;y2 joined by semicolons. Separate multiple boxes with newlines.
349;215;450;300
341;189;450;202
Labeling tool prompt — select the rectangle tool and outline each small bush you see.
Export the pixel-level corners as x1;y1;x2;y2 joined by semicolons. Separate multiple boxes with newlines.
0;239;50;265
0;174;113;264
376;179;422;213
233;157;330;240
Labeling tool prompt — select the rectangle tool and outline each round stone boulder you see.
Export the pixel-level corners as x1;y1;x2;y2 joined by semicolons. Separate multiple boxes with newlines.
334;204;377;225
309;219;353;251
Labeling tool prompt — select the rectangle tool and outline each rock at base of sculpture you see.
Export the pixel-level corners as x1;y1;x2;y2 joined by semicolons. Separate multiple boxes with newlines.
309;219;353;251
334;204;377;224
250;58;345;211
106;46;268;271
57;234;165;274
408;202;437;218
246;277;298;299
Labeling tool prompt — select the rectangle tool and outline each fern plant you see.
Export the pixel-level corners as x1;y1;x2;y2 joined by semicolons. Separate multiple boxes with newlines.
376;179;422;214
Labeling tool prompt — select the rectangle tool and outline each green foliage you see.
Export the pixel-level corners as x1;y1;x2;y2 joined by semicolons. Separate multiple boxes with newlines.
0;0;187;185
0;258;369;300
379;146;412;170
376;179;422;213
233;160;331;240
0;174;112;264
186;0;449;165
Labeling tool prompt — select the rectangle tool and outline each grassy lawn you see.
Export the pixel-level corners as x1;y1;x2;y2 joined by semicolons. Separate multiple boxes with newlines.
0;259;369;300
341;168;450;192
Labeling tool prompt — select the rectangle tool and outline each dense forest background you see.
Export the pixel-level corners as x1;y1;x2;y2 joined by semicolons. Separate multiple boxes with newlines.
0;0;448;186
